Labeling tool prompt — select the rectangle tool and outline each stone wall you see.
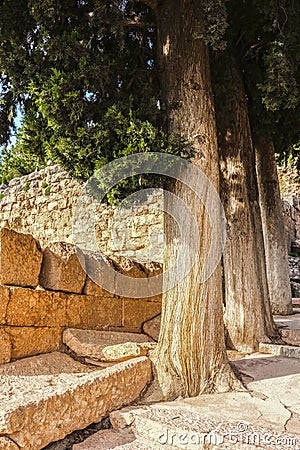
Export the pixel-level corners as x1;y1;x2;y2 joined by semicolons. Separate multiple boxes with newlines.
0;164;164;262
0;228;162;364
283;196;300;252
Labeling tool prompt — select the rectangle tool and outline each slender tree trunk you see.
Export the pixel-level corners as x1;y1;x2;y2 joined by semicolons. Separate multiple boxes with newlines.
255;134;293;315
151;0;240;400
211;50;278;353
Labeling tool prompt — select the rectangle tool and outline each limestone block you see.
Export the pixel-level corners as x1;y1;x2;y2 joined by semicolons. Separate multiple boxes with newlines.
0;328;11;364
0;285;10;324
0;355;151;449
6;288;67;327
123;299;162;331
0;352;94;376
63;328;155;362
0;228;42;288
39;242;86;294
114;257;148;298
145;261;163;301
110;406;146;430
66;294;122;329
0;437;19;450
143;314;161;342
83;252;115;297
5;326;62;359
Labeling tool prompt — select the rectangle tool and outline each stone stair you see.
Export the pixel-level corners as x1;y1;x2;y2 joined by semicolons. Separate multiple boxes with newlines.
62;329;156;365
73;353;300;449
0;351;151;449
274;307;300;347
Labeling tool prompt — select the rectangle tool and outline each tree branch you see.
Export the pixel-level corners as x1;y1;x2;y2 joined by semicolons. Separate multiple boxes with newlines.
101;17;156;28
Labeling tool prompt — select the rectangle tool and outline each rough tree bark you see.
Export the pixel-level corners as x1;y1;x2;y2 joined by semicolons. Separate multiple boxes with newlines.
255;134;293;315
150;0;240;400
211;50;278;353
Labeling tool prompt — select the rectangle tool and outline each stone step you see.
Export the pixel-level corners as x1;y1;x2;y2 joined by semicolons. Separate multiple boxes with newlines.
259;342;300;358
292;298;300;306
274;310;300;346
0;352;151;449
63;328;156;363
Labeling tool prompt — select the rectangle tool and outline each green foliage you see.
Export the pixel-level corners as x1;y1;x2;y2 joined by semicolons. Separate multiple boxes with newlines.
222;0;300;158
0;0;164;193
0;193;4;200
44;186;51;195
23;181;31;192
0;145;41;184
198;0;228;50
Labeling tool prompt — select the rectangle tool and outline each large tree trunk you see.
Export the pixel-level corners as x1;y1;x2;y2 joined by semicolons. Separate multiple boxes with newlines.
151;0;240;400
211;50;278;353
255;134;293;315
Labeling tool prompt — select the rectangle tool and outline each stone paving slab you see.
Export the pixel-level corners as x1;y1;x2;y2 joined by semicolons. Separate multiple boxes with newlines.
259;342;300;359
0;353;152;449
131;404;299;449
74;353;300;449
63;328;156;362
274;310;300;346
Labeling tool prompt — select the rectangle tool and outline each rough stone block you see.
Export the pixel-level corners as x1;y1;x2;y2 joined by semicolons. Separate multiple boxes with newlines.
63;328;155;362
0;285;10;324
0;228;42;288
144;262;163;300
123;299;162;331
143;314;161;342
114;257;148;298
259;342;300;359
39;242;86;294
66;295;122;329
0;437;19;450
83;251;115;298
0;328;11;364
0;354;152;449
110;406;145;430
6;288;67;327
5;326;62;359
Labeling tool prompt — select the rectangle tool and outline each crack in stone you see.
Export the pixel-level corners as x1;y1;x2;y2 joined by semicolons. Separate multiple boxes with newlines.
277;399;292;431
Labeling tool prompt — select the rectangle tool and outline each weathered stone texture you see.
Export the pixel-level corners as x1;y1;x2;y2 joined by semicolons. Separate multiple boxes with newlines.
143;314;161;342
0;228;42;288
0;285;10;324
0;437;19;450
6;327;62;359
6;288;67;327
83;252;115;297
0;328;11;364
66;294;122;329
123;299;162;331
0;165;164;262
63;328;155;362
0;355;152;449
0;282;161;362
114;257;148;298
39;242;86;294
